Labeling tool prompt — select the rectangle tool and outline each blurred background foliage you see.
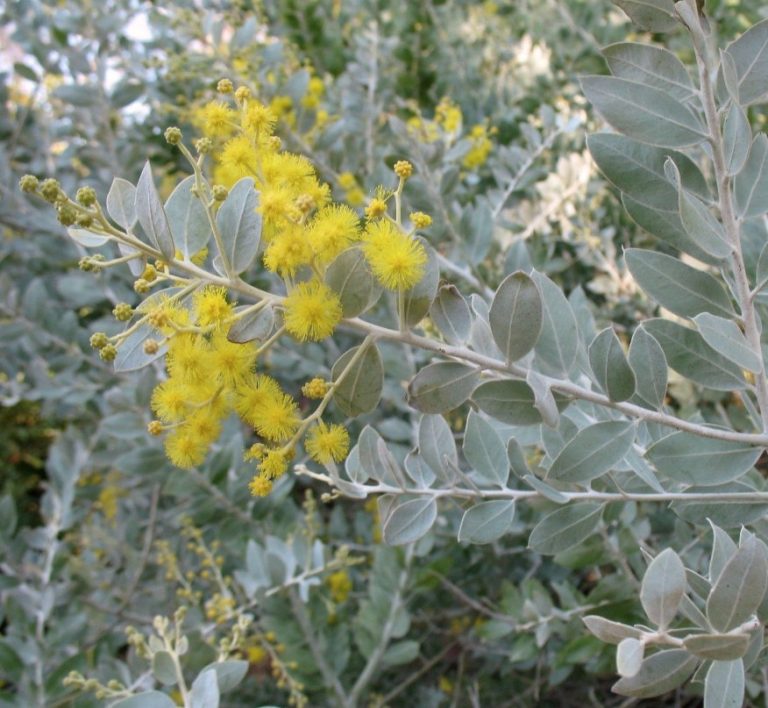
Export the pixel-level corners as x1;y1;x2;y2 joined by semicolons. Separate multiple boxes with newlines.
2;0;767;706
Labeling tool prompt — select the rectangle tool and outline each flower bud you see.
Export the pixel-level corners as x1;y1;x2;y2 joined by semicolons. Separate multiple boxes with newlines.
19;174;39;193
143;338;159;355
89;332;109;349
212;185;228;202
195;137;212;155
164;126;182;145
99;344;117;361
217;78;234;93
113;303;133;321
39;178;63;203
147;420;163;436
57;204;78;226
394;160;413;179
133;278;150;294
76;186;97;206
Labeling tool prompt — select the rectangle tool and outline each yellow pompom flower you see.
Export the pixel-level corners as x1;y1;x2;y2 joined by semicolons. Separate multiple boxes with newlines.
220;135;259;174
253;392;300;442
197;101;237;139
193;286;233;327
259;186;301;233
209;331;256;386
249;474;273;497
305;421;350;464
263;224;313;277
259;448;289;478
242;102;276;137
307;204;360;264
234;374;282;426
362;221;428;290
365;198;387;220
283;279;342;342
166;333;212;384
185;408;223;446
151;379;195;422
164;428;208;469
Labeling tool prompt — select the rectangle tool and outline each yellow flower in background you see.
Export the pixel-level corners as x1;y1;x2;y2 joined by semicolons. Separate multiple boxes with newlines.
362;220;427;290
283;279;342;342
326;569;352;602
306;421;350;464
248;474;273;497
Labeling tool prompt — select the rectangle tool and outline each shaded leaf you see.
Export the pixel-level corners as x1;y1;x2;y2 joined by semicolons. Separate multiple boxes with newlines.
325;248;379;318
704;660;745;708
628;327;668;410
165;175;210;259
430;284;472;345
684;634;750;661
693;313;761;374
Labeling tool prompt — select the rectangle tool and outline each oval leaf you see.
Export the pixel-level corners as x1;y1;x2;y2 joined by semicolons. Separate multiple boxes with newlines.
583;616;642;645
383;497;438;545
612;649;698;699
107;177;137;230
408;362;480;413
430;284;472;345
587;133;708;211
325;248;379;318
684;634;750;661
589;327;636;402
706;534;768;632
547;421;635;485
582;76;705;148
458;500;515;544
472;379;542;425
704;659;745;708
463;410;509;486
647;432;760;486
165;175;211;259
215;177;262;274
640;548;687;629
603;43;694;100
489;271;542;362
528;502;603;555
332;343;383;417
625;248;734;319
643;319;745;391
617;637;645;678
135;161;175;261
628;327;668;410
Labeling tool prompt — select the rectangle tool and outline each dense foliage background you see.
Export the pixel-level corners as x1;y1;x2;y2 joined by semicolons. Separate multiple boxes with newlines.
2;1;768;706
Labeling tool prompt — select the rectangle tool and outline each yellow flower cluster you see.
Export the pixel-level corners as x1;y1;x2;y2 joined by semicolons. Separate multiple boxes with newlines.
463;123;493;169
